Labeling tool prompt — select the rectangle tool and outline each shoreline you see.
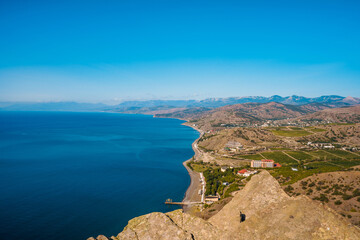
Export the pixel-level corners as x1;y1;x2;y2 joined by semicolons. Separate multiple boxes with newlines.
107;113;204;210
152;115;204;207
101;112;203;208
180;123;204;210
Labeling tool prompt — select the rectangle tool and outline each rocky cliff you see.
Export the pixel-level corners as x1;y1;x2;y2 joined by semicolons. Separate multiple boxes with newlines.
89;171;360;240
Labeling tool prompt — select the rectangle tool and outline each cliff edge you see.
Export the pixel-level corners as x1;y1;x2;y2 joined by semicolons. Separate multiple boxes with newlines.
89;171;360;240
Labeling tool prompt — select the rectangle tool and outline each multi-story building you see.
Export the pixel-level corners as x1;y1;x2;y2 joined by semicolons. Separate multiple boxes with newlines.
251;160;262;168
251;159;275;168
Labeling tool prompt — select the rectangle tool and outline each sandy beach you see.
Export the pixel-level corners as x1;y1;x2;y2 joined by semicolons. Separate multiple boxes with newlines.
182;124;204;211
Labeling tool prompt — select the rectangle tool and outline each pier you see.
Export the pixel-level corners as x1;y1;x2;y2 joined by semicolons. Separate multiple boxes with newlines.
165;199;202;205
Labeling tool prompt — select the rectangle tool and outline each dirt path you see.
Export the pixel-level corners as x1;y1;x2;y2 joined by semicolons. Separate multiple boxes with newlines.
344;150;360;157
282;151;300;164
259;152;266;159
325;161;344;168
320;150;346;160
302;151;320;159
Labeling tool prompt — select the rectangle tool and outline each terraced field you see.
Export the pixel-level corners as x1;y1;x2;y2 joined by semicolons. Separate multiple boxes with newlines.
328;159;360;168
270;163;342;185
261;151;298;165
269;149;360;184
307;150;342;160
235;154;263;160
307;127;327;132
271;129;312;137
285;151;317;161
325;150;360;159
231;149;360;184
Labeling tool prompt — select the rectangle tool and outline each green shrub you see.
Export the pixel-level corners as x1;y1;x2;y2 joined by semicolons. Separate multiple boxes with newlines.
352;188;360;197
342;194;352;200
285;185;294;192
314;194;329;203
224;184;239;198
332;190;343;195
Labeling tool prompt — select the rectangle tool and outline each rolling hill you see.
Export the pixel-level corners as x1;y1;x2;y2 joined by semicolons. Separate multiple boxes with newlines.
155;101;335;130
296;105;360;123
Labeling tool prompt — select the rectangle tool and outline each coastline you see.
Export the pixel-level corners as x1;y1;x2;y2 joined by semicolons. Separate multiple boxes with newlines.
152;115;204;208
112;113;203;211
109;112;203;208
180;123;204;211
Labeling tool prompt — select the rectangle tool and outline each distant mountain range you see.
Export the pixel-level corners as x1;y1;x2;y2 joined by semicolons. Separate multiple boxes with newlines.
0;95;359;112
112;95;359;109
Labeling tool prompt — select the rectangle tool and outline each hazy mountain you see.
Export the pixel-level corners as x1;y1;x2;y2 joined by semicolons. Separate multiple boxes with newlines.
1;95;358;112
116;100;198;108
116;95;357;109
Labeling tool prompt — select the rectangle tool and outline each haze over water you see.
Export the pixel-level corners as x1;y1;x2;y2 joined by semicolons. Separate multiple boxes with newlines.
0;111;199;239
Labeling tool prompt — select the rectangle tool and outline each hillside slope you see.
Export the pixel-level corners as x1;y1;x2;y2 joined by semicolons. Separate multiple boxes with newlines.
297;105;360;123
160;102;324;131
89;171;360;240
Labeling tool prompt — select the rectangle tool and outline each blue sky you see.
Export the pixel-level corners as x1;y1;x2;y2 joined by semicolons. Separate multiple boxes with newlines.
0;0;359;103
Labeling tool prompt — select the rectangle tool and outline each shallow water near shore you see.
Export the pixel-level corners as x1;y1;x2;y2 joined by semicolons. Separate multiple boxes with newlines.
0;111;199;239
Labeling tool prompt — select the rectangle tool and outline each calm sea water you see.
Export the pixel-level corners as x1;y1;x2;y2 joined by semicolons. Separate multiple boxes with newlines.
0;111;199;239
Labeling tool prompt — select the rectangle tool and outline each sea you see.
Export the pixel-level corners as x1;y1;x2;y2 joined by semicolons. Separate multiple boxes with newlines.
0;111;199;239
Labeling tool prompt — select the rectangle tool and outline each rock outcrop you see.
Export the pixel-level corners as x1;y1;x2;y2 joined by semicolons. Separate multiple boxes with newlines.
90;171;360;240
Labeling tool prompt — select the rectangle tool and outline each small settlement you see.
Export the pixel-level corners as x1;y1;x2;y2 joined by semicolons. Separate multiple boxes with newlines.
224;141;243;152
237;159;281;178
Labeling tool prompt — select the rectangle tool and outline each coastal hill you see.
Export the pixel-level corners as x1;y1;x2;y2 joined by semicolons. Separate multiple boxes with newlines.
157;101;314;120
295;105;360;123
89;171;360;240
155;102;335;131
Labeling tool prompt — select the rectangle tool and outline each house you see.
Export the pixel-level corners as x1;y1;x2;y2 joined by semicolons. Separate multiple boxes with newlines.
237;169;248;176
205;195;220;203
237;169;257;177
220;167;228;172
307;142;335;149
